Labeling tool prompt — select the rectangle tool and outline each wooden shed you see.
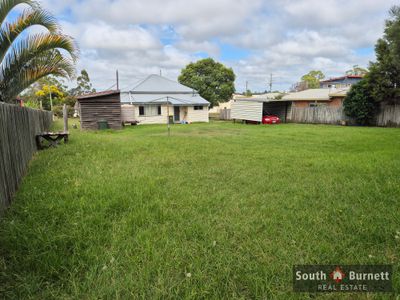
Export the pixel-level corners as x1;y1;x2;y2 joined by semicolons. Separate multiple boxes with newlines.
77;90;122;130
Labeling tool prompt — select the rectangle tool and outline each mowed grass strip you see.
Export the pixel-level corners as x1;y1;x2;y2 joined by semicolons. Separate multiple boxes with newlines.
0;121;399;299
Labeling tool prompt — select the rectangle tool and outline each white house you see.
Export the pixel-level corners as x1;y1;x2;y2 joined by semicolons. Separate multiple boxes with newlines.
120;74;209;124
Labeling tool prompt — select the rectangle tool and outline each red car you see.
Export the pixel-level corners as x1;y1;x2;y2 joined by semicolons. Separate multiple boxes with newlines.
262;114;280;124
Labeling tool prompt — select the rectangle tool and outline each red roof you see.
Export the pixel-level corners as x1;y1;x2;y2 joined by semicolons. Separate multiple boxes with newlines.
320;75;363;83
77;90;120;100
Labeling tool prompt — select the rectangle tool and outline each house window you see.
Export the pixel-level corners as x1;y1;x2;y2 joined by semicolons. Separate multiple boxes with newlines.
138;105;161;117
194;106;204;110
309;102;327;107
139;106;145;116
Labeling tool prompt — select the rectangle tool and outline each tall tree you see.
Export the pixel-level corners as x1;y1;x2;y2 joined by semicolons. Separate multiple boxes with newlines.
0;0;78;103
367;6;400;104
69;69;96;96
178;58;235;107
300;70;325;89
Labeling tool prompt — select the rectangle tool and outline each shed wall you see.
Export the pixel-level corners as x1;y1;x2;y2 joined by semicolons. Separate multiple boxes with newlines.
231;100;263;122
79;94;122;130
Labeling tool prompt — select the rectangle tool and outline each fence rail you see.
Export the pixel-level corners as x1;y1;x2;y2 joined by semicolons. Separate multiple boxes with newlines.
0;102;52;214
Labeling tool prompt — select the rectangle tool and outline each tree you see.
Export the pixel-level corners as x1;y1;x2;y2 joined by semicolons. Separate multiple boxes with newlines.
343;79;377;125
21;75;67;107
346;65;368;76
178;58;235;107
69;69;96;96
0;0;78;103
35;84;64;110
300;70;325;89
366;6;400;104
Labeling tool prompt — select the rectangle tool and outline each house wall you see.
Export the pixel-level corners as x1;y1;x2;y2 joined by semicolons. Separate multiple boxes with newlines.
121;104;208;124
292;98;344;108
186;106;209;123
79;94;122;130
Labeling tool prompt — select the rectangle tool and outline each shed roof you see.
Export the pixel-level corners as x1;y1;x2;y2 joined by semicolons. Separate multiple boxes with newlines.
77;90;120;100
282;89;331;101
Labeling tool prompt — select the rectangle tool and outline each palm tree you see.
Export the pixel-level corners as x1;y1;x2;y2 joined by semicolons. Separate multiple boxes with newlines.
0;0;78;103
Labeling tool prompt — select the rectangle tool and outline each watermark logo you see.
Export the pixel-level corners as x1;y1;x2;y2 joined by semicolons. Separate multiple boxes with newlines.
293;265;393;292
330;266;345;283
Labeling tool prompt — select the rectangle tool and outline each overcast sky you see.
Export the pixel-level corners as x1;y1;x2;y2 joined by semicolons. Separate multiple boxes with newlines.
38;0;397;92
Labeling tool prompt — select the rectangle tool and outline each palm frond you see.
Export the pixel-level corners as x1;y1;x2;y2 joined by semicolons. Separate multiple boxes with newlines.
1;49;75;101
0;0;37;26
0;8;59;62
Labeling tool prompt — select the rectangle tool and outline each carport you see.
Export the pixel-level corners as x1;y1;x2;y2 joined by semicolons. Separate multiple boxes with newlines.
231;95;291;123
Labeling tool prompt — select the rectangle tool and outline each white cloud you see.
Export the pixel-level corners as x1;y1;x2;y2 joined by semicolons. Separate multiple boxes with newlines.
37;0;398;92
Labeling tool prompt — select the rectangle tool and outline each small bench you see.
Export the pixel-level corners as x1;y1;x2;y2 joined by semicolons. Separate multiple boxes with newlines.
36;132;69;149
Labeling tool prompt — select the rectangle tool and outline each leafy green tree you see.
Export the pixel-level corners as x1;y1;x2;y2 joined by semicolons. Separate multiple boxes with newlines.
0;0;78;103
178;58;235;107
300;70;325;89
344;79;377;125
69;69;96;96
346;65;368;76
367;6;400;104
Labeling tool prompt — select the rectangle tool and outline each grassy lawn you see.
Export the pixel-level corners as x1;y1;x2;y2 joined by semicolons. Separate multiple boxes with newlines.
1;120;399;299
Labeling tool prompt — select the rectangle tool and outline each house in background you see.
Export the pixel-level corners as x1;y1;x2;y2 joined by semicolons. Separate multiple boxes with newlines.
282;88;348;108
320;75;363;88
120;75;209;124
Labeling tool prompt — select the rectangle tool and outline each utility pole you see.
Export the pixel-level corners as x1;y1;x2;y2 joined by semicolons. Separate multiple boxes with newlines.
245;81;248;93
116;70;119;90
269;74;273;93
160;69;162;76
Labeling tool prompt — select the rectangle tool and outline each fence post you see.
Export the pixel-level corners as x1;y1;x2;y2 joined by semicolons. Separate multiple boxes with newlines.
63;104;68;132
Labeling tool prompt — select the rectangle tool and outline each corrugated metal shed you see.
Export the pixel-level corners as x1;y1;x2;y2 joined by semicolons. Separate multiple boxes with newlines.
231;101;263;122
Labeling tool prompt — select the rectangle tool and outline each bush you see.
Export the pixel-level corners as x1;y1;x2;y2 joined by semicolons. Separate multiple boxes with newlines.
53;105;75;117
344;79;378;125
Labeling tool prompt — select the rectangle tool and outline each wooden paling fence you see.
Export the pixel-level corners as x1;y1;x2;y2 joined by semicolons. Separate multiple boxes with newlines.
219;108;231;120
0;102;52;214
289;104;400;126
288;106;347;125
376;103;400;127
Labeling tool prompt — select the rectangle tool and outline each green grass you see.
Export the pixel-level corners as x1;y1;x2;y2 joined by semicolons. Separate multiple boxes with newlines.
1;120;399;299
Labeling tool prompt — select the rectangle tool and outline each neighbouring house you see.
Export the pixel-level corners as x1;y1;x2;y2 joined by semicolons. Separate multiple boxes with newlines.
77;90;122;130
208;98;235;114
120;74;209;124
282;88;348;108
320;75;363;88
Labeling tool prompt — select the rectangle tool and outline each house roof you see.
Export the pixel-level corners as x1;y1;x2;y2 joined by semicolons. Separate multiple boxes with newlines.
282;88;349;101
77;90;120;100
320;75;363;83
233;92;282;102
120;92;209;106
130;74;194;94
121;74;209;106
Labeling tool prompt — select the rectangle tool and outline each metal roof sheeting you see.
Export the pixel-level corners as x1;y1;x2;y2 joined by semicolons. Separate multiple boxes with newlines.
131;74;194;93
120;92;209;106
120;74;210;106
